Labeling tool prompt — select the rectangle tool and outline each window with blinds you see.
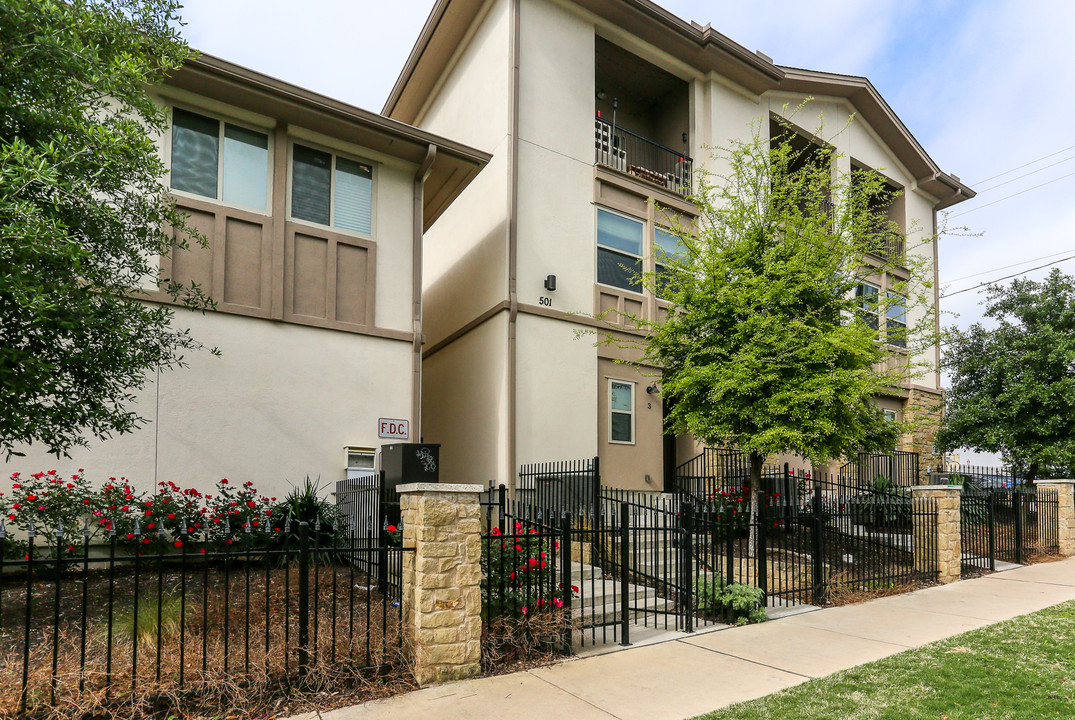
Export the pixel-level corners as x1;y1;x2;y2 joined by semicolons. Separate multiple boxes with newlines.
170;108;269;211
291;143;373;236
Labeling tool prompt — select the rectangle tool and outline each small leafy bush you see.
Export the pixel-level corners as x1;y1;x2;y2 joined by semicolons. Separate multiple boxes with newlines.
482;522;570;620
695;576;766;625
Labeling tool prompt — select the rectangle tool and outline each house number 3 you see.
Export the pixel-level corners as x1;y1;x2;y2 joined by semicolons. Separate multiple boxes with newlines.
538;296;552;306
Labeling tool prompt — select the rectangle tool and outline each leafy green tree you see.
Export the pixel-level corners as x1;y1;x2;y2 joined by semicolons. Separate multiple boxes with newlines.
634;118;936;539
937;269;1075;481
0;0;212;459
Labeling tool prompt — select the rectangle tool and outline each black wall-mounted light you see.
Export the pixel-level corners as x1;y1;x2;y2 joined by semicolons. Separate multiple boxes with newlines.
646;383;660;395
544;274;557;291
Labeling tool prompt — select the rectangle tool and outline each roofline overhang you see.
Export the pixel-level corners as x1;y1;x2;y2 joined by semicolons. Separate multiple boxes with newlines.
383;0;785;122
776;66;974;209
167;53;491;230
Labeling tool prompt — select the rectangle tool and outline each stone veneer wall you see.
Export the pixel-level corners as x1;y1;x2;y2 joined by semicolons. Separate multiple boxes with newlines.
397;483;483;687
910;485;961;584
903;387;945;484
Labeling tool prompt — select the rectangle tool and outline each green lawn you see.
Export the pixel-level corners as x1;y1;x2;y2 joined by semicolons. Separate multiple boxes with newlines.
695;600;1075;720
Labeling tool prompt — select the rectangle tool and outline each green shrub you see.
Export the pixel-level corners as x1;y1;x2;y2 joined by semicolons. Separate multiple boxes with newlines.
695;576;766;625
482;523;568;620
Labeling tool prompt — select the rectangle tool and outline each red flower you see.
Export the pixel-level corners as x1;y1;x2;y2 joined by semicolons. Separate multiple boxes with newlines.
11;484;20;489
144;510;152;516
147;523;155;530
167;513;176;520
142;538;151;545
126;533;134;540
173;540;183;548
199;548;206;554
387;525;397;532
528;558;538;567
7;514;14;521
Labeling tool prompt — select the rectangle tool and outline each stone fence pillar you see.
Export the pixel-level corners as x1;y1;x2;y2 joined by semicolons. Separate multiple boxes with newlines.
910;485;961;584
397;483;484;687
1037;480;1075;557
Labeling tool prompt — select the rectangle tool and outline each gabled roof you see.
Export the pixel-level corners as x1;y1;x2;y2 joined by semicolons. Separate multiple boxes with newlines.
168;54;491;231
385;0;972;209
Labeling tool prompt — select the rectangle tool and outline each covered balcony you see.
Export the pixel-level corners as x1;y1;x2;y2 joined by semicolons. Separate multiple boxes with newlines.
594;37;692;196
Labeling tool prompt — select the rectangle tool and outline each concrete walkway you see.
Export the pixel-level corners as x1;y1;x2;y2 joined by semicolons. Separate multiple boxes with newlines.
299;559;1075;720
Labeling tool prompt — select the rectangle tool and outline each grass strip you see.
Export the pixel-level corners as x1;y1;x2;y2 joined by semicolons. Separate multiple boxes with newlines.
695;599;1075;720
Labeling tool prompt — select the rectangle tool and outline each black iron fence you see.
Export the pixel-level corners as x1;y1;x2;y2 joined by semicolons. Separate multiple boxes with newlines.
671;449;800;510
961;486;1060;573
484;470;941;652
594;117;692;195
0;521;409;717
839;450;920;488
516;458;601;523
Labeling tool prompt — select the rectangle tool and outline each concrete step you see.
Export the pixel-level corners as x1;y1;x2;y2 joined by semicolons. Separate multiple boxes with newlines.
575;593;676;627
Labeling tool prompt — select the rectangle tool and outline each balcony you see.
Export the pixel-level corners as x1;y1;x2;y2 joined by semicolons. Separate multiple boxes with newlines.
595;116;692;195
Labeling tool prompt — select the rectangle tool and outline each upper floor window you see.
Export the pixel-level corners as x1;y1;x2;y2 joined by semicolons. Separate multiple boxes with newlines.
655;227;686;298
886;292;907;348
170;108;269;211
291;144;373;235
597;208;643;293
856;282;880;330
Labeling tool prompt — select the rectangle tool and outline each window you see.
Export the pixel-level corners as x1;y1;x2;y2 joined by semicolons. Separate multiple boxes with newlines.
609;380;635;444
855;283;880;330
886;292;907;348
170;108;269;210
654;228;686;298
597;209;643;292
882;409;897;423
291;144;373;235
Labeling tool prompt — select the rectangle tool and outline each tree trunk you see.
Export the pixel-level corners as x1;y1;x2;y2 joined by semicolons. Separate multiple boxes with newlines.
747;451;763;559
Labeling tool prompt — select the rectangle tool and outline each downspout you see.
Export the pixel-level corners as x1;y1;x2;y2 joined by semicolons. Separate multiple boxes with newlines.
932;207;941;390
413;143;437;440
507;0;521;490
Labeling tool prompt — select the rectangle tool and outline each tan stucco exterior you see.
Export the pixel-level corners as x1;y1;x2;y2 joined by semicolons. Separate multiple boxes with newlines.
9;56;488;499
389;0;972;490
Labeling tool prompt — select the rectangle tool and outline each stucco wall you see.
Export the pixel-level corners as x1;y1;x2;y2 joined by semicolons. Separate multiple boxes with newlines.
420;314;509;486
8;311;414;500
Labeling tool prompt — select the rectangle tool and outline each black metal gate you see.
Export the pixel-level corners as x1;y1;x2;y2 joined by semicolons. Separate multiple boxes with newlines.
961;486;1060;573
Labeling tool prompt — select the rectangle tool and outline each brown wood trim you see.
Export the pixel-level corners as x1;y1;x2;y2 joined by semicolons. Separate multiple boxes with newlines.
283;221;378;331
422;301;510;359
270;123;288;319
594;166;699;216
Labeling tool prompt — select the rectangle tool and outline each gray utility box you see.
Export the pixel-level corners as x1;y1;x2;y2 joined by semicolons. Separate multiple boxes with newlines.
380;443;441;526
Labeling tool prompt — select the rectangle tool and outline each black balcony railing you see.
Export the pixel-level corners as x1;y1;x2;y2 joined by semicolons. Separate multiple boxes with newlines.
594;117;692;195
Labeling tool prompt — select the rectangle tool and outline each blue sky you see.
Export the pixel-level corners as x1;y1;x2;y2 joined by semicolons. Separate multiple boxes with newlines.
180;0;1075;464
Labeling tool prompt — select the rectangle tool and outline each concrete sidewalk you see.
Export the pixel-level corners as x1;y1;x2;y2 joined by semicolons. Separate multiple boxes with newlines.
300;559;1075;720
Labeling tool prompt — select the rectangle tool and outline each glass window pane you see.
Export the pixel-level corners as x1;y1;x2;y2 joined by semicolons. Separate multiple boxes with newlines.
291;144;331;226
611;412;632;442
597;209;643;255
887;293;907;348
171;108;219;198
610;382;632;412
654;228;685;262
886;293;906;322
334;157;373;234
856;283;879;330
222;124;269;210
598;247;642;292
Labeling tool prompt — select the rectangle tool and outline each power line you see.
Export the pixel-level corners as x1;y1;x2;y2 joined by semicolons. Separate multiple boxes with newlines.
941;248;1075;285
976;154;1075;194
940;254;1075;298
947;170;1075;219
971;144;1075;185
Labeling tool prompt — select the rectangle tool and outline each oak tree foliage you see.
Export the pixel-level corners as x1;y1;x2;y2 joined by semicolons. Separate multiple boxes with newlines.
0;0;212;459
937;269;1075;480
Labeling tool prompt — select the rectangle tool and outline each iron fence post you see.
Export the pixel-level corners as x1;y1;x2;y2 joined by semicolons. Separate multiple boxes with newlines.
988;491;997;571
298;521;310;679
1014;489;1024;565
592;455;602;532
497;484;507;535
725;509;735;587
680;502;694;633
757;500;768;606
812;485;824;606
619;502;631;646
560;512;573;654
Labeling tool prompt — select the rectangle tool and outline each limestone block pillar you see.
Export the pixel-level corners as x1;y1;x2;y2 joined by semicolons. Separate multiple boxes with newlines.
910;485;962;584
1037;480;1075;556
397;483;484;687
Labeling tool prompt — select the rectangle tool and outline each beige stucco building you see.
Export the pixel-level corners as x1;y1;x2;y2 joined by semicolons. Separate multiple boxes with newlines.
384;0;974;489
11;55;489;498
